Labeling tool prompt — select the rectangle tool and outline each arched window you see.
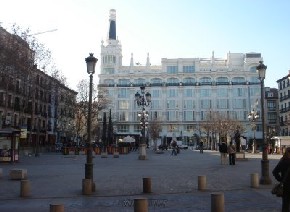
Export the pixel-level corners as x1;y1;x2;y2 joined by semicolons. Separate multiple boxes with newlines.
134;78;146;85
216;77;229;85
104;79;114;85
183;77;195;85
232;77;246;84
167;78;179;86
199;77;212;85
150;78;162;85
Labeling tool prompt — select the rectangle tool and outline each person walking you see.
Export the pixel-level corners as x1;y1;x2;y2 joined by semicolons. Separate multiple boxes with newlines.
171;140;177;156
199;141;204;154
272;147;290;212
219;141;228;165
227;141;236;165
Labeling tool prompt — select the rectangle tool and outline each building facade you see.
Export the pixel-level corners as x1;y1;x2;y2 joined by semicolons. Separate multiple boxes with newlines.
98;10;275;146
277;72;290;136
0;26;77;155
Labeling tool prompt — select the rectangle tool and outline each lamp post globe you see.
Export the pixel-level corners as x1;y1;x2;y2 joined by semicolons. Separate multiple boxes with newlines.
256;61;271;185
82;53;98;194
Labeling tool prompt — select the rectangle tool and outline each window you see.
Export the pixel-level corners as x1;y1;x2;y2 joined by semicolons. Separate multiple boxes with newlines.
250;67;256;73
167;111;177;121
167;66;178;74
167;89;177;97
118;112;129;121
103;66;114;74
118;125;129;132
249;77;259;83
184;88;194;97
183;65;195;73
104;79;114;85
232;77;245;83
233;88;245;97
119;79;130;85
134;78;146;85
216;77;228;82
103;55;116;64
167;78;179;85
250;88;260;96
183;77;195;84
217;88;228;97
152;90;160;98
217;99;229;109
118;100;129;109
183;100;195;109
267;101;276;110
151;100;161;109
167;100;177;109
200;89;211;97
151;78;162;84
232;111;247;120
118;88;129;98
232;99;246;109
183;111;194;121
200;77;211;85
201;100;211;109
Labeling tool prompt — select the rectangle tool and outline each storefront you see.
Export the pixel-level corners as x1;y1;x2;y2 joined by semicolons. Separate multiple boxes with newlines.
0;128;20;162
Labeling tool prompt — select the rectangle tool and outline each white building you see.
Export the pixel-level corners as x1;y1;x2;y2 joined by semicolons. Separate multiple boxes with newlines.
98;9;263;145
277;71;290;136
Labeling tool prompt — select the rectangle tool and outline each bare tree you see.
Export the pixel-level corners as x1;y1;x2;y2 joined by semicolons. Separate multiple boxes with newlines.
75;79;111;143
148;117;162;151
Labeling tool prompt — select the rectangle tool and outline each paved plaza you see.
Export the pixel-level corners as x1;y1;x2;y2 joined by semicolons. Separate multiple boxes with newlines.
0;148;284;211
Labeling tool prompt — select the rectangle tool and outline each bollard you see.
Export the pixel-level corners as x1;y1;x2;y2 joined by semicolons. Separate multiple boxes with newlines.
82;179;92;195
198;175;206;191
20;179;30;197
251;173;259;188
50;204;64;212
211;192;224;212
0;168;2;178
143;177;152;193
134;198;148;212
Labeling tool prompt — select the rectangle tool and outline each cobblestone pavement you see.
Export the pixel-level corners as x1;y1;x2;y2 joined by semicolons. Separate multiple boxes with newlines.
0;149;283;211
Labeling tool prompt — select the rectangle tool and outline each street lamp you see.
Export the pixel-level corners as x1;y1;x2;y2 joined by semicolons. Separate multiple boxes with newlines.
248;106;259;153
82;53;98;194
135;86;151;160
257;61;271;185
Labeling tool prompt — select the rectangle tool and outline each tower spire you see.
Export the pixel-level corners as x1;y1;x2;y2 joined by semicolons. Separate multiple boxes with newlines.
109;9;116;40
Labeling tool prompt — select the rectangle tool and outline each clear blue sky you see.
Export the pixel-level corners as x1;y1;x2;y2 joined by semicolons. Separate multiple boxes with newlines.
1;0;290;90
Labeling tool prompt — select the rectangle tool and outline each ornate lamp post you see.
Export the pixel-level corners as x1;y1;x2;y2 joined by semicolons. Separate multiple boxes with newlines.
82;53;98;194
135;86;151;160
257;61;271;185
248;104;259;153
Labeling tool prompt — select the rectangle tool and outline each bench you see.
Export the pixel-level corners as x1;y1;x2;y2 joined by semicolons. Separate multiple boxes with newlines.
9;169;27;180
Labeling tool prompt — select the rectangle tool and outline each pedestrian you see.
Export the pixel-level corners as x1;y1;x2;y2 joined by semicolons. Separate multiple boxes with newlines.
219;140;228;165
171;140;177;156
199;141;204;154
272;147;290;212
227;141;236;165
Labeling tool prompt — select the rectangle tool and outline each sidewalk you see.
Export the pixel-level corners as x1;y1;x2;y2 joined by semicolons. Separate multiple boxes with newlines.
0;149;283;211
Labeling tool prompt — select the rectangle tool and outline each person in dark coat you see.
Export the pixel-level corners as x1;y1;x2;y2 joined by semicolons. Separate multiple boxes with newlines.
272;147;290;212
219;141;228;165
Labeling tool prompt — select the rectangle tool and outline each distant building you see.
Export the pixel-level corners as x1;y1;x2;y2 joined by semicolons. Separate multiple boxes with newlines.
277;71;290;135
98;9;276;145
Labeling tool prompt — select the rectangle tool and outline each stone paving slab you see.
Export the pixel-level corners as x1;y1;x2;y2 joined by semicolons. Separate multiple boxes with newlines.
0;149;283;211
